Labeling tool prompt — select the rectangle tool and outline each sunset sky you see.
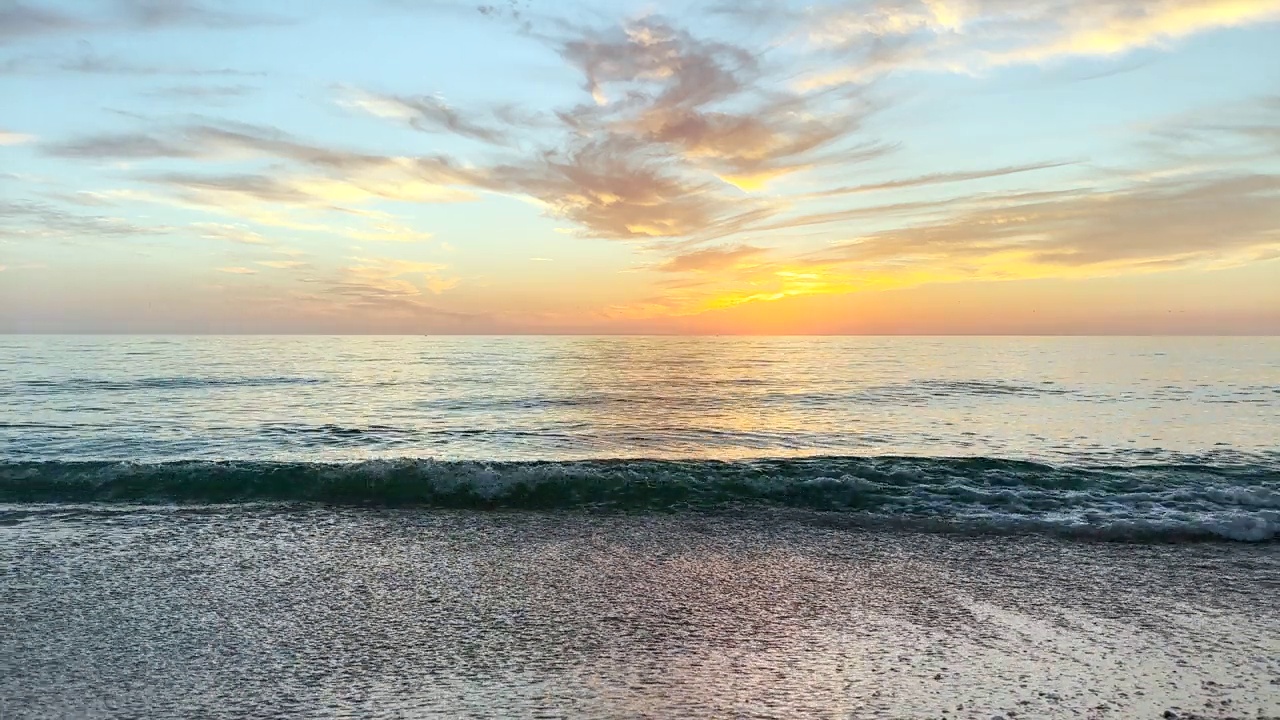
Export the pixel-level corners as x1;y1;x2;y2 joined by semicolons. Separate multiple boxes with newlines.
1;0;1278;333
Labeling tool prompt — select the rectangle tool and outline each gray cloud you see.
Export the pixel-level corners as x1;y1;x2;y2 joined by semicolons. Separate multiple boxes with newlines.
0;2;85;43
144;83;256;100
43;121;481;179
1;44;265;76
1;0;290;44
0;198;169;239
341;90;511;143
151;172;316;205
45;131;203;159
808;161;1077;198
112;0;290;29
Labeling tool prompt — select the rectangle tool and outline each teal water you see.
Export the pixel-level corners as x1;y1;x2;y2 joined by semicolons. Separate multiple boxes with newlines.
1;336;1277;540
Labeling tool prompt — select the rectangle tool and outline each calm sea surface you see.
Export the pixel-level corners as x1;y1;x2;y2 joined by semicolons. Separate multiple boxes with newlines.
2;335;1276;463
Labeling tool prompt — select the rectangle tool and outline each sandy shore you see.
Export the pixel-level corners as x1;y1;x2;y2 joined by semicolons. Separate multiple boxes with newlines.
2;506;1277;718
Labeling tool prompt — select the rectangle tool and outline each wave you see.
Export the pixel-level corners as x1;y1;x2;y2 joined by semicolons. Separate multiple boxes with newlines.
1;456;1276;542
3;376;323;394
259;423;418;446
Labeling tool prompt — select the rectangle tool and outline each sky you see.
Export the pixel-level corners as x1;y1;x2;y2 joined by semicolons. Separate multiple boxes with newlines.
1;0;1278;334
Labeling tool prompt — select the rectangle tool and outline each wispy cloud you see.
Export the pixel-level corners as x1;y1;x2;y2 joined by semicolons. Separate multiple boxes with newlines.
255;259;309;270
339;88;511;144
144;84;256;100
1;0;290;45
0;129;36;145
0;198;169;240
343;222;435;243
805;161;1078;199
215;266;257;274
309;255;463;319
628;164;1280;317
112;0;291;30
809;172;1280;270
43;122;482;240
193;222;270;245
656;244;768;273
794;0;1280;87
0;45;265;76
0;2;85;43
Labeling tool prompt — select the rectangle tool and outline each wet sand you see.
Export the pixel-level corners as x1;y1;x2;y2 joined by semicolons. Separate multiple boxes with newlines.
2;507;1277;718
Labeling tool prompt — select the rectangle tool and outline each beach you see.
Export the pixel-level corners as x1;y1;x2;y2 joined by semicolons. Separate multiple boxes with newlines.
3;507;1277;719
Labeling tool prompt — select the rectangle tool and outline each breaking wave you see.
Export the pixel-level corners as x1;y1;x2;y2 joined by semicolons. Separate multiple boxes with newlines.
2;456;1276;542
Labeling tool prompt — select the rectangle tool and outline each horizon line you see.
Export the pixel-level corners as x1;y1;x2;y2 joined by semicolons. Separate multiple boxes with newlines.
2;332;1277;338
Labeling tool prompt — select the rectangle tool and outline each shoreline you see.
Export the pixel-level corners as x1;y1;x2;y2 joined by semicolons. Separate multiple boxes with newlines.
3;508;1277;718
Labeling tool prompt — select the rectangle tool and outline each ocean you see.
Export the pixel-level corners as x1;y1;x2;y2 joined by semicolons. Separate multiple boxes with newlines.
2;336;1278;718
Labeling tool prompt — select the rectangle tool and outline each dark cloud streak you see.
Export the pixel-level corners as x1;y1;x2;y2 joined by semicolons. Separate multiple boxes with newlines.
1;0;291;44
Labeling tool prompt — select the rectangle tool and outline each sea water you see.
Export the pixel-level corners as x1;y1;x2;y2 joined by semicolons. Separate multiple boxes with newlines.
2;336;1278;719
2;335;1277;540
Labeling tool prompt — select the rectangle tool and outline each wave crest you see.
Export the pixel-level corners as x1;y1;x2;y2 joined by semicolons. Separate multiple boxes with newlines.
2;456;1276;542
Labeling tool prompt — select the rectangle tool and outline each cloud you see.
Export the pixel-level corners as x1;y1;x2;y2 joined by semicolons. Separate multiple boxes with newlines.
45;123;484;227
0;198;169;240
808;171;1280;272
656;244;768;273
144;84;256;100
193;222;271;245
112;0;291;29
216;266;257;274
343;222;435;243
554;17;883;185
321;15;894;239
339;89;510;143
482;139;740;239
255;260;308;269
46;121;485;181
624;166;1280;318
0;47;264;76
1147;93;1280;159
46;132;207;160
316;256;462;318
375;16;887;239
0;2;84;43
806;161;1077;198
345;257;460;295
0;130;36;145
37;13;890;244
1;0;289;44
797;0;1280;86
